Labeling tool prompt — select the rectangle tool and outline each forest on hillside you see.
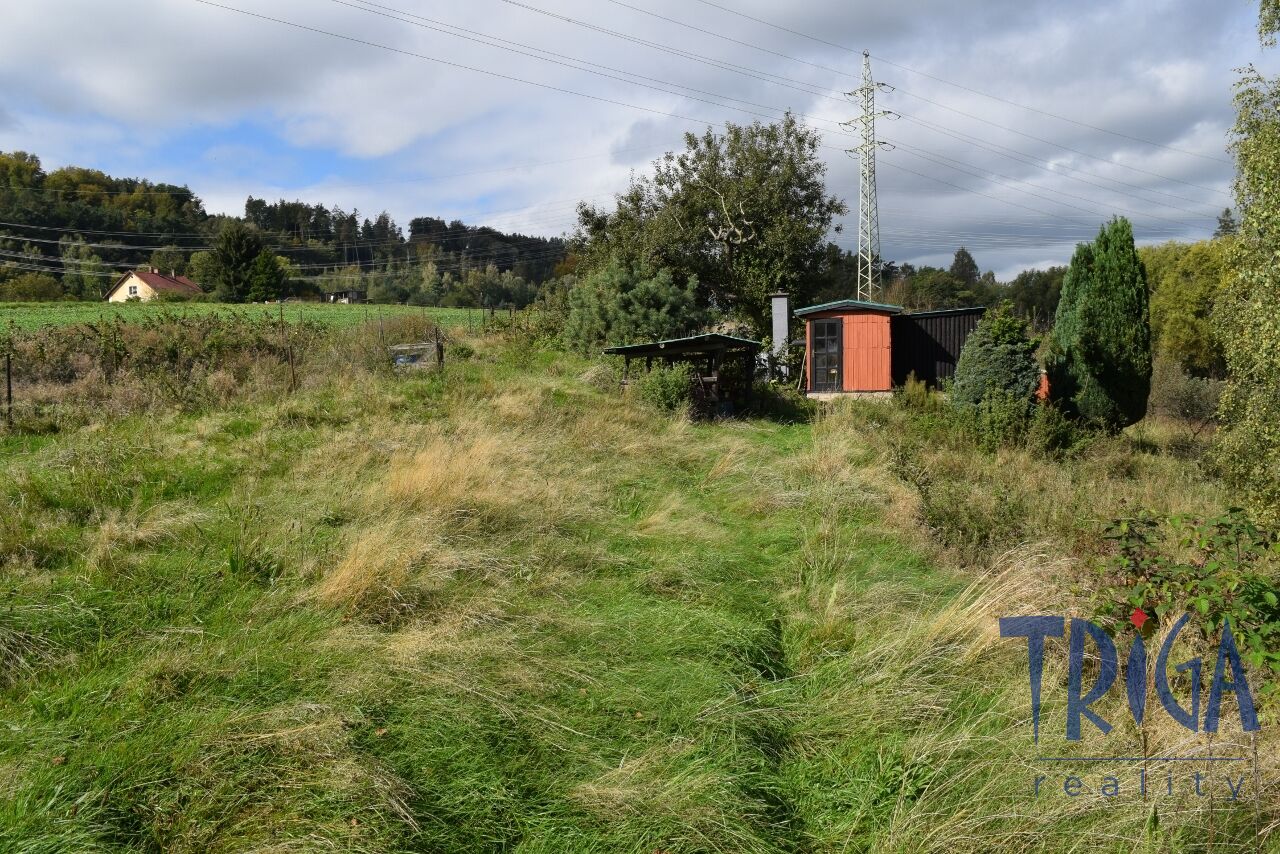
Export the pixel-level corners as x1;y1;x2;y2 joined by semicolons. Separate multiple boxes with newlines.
0;151;566;306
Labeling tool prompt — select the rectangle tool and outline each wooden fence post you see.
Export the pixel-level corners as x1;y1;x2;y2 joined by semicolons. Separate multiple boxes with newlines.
5;351;11;429
278;303;297;393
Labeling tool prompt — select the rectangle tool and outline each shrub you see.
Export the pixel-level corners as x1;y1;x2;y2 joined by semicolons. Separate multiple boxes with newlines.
1045;217;1153;432
1148;356;1222;437
966;389;1033;452
634;362;695;414
950;303;1039;449
1093;509;1280;695
0;273;63;301
897;373;940;413
1025;402;1079;456
951;302;1039;411
447;342;475;362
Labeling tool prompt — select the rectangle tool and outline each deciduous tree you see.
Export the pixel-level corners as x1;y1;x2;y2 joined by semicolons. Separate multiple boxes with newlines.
1217;57;1280;522
574;114;846;335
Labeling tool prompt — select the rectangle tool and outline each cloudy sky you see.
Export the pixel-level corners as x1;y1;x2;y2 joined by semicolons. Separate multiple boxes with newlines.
0;0;1272;278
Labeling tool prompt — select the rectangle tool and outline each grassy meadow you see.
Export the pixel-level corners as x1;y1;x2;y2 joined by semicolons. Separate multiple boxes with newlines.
0;300;472;331
0;319;1274;852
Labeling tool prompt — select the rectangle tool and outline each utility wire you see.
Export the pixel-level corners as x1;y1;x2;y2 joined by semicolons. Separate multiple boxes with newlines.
333;0;858;137
896;113;1221;214
500;0;844;102
889;140;1209;226
890;86;1231;197
683;0;1231;164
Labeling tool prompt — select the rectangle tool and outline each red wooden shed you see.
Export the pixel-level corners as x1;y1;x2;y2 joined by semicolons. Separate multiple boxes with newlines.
795;299;901;393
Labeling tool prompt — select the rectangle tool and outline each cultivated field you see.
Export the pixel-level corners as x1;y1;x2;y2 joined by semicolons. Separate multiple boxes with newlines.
0;300;473;331
0;319;1273;852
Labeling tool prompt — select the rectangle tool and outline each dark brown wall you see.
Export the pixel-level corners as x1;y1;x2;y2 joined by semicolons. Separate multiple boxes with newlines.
890;307;985;386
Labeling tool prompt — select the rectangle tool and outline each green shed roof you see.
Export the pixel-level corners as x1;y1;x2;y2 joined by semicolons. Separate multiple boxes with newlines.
793;298;903;317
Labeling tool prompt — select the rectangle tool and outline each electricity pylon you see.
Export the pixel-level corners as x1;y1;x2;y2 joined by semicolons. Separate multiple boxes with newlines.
845;51;894;303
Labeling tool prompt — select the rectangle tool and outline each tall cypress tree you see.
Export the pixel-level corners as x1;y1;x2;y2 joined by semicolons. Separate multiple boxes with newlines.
1045;217;1152;431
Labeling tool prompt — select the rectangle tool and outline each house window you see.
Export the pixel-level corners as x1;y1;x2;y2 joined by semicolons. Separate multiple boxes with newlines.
127;285;138;297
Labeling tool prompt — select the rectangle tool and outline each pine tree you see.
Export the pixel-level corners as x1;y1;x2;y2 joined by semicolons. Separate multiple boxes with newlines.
211;221;265;303
1045;217;1152;431
244;251;286;303
1214;207;1239;237
949;246;980;287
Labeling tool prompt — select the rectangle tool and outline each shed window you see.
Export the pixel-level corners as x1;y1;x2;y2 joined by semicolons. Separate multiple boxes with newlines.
128;285;138;296
811;318;842;392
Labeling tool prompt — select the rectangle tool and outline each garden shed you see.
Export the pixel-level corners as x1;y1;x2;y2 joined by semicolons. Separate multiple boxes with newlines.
795;299;985;395
795;299;900;394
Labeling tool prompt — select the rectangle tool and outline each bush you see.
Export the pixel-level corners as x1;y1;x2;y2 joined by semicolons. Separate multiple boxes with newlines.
1093;508;1280;695
897;373;941;413
1025;402;1079;456
966;389;1033;452
950;303;1039;449
0;273;63;301
1148;356;1222;437
634;362;695;414
951;302;1039;411
1216;68;1280;524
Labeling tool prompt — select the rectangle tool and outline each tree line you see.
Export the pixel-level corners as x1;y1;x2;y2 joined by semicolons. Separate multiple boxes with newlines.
0;151;566;305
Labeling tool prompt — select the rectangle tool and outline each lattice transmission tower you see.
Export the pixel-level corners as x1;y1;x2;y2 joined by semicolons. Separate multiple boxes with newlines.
845;51;894;303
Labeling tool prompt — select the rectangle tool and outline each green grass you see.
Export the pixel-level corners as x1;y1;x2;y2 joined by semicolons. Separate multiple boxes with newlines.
0;300;474;331
0;336;1271;852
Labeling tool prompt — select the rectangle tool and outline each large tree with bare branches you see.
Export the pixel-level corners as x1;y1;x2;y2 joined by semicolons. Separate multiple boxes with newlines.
573;114;847;335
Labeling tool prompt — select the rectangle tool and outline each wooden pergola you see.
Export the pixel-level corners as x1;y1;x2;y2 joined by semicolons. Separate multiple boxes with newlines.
603;333;761;415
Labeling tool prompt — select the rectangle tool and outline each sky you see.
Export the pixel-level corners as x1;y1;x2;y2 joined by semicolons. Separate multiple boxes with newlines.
0;0;1272;279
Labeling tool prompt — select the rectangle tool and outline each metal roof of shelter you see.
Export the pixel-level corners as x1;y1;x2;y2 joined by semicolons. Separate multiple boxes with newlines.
602;333;761;357
900;306;987;318
793;298;903;317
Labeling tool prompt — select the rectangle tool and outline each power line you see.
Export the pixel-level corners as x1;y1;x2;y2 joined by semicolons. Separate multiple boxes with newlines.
500;0;844;103
889;86;1232;197
889;140;1208;226
190;0;726;132
332;0;857;137
599;0;847;79
682;0;1230;165
896;113;1220;215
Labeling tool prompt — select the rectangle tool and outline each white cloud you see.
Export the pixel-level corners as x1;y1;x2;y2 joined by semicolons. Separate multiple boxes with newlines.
0;0;1270;274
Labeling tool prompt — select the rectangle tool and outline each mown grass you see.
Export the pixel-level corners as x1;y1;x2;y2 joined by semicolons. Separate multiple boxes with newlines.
0;300;472;331
0;330;1273;852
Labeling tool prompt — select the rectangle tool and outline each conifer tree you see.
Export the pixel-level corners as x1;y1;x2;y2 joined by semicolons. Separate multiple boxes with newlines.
951;302;1039;410
1045;217;1152;431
